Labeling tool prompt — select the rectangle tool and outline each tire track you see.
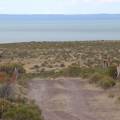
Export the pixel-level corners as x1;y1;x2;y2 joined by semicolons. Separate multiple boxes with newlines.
28;78;103;120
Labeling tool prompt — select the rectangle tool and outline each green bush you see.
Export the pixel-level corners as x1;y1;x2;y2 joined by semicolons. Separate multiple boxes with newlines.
0;99;13;118
89;72;103;84
88;70;116;89
2;104;43;120
98;76;116;89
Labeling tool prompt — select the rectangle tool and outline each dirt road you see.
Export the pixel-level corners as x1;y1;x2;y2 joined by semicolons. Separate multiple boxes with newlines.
28;78;120;120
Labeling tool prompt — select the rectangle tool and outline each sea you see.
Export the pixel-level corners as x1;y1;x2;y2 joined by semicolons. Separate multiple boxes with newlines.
0;14;120;43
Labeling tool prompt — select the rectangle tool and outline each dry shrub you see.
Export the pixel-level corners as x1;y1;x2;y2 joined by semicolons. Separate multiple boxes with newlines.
89;72;103;84
0;63;25;75
0;99;13;118
98;76;116;89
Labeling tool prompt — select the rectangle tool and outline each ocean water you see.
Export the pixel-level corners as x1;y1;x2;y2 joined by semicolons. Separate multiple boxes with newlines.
0;15;120;43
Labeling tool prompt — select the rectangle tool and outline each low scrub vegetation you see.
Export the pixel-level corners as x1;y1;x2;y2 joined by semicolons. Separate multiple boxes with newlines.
0;63;43;120
89;72;103;84
63;65;81;77
97;76;116;89
0;63;26;75
0;41;119;90
3;104;43;120
36;64;117;89
26;64;117;89
0;99;43;120
89;72;116;89
0;99;13;118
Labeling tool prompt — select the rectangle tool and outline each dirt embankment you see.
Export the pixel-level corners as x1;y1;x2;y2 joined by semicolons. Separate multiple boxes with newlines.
28;78;120;120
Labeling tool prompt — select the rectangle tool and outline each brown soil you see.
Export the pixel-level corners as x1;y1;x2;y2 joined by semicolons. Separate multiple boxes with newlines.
28;78;120;120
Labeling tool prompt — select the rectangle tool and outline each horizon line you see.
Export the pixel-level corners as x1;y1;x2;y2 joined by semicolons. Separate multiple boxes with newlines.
0;13;120;15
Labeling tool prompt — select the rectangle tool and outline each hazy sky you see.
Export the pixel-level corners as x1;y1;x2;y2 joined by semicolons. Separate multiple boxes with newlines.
0;0;120;14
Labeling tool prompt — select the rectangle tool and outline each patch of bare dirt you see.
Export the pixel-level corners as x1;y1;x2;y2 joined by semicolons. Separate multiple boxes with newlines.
28;78;120;120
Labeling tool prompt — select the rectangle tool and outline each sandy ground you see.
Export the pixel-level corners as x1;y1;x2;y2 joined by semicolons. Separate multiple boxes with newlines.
28;78;120;120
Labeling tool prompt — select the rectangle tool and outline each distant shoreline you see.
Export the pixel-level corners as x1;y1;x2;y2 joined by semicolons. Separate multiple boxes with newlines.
0;40;120;45
0;14;120;20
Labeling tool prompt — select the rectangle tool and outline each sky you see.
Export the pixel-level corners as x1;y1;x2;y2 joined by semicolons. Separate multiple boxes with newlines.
0;0;120;14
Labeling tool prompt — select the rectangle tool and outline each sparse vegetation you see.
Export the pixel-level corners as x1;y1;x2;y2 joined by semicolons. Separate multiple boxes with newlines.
0;41;120;74
63;65;81;77
0;62;43;120
97;76;116;89
0;99;43;120
0;41;120;119
0;63;26;75
2;103;43;120
0;99;13;118
89;72;103;84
